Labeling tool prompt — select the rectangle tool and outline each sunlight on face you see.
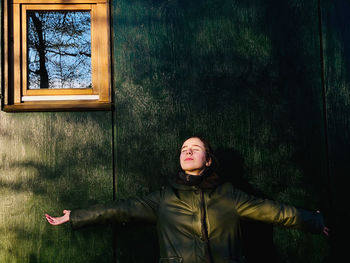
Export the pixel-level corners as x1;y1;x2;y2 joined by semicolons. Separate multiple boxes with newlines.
180;137;212;175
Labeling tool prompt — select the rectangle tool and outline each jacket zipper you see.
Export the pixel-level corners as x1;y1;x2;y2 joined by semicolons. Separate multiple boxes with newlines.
200;189;214;263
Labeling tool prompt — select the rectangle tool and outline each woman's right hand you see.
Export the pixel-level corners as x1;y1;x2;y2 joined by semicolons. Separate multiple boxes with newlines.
45;210;71;226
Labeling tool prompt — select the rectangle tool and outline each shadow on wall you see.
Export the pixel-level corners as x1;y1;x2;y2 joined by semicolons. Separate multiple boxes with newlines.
112;0;329;262
215;148;279;263
0;112;114;263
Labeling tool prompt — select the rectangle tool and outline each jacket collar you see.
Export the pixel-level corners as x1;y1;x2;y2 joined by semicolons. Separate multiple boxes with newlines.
170;168;222;190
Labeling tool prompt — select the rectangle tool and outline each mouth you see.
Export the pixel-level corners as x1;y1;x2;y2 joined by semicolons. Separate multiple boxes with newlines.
185;158;193;161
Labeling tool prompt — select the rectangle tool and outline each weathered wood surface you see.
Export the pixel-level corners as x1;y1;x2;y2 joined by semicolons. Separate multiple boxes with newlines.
322;0;350;261
113;0;329;262
0;112;114;263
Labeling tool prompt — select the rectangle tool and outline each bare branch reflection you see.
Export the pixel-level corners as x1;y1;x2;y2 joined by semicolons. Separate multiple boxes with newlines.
27;11;92;89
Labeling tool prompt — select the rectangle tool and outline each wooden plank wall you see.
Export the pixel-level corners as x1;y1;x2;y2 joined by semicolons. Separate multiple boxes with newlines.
112;0;329;262
321;0;350;261
2;0;348;262
0;111;114;262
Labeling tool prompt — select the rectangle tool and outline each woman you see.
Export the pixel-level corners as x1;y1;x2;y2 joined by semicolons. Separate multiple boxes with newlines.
46;136;329;263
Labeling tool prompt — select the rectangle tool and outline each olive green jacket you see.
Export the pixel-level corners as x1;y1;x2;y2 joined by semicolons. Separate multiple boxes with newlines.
70;181;324;263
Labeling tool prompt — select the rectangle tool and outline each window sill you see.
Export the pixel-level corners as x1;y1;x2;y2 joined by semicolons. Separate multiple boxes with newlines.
3;101;113;112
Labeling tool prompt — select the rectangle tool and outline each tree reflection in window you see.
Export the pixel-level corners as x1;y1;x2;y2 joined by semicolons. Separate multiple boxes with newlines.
27;11;91;89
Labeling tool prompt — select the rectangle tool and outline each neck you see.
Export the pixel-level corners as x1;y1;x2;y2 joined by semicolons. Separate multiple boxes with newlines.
184;168;206;176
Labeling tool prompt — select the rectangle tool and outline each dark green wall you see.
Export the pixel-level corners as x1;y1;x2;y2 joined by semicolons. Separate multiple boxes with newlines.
2;0;348;262
322;0;350;261
112;0;329;262
0;112;114;262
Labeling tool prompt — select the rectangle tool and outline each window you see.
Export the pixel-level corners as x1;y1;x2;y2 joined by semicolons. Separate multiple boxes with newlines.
3;0;112;111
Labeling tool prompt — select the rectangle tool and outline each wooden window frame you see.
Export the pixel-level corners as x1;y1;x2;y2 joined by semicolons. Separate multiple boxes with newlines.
2;0;112;112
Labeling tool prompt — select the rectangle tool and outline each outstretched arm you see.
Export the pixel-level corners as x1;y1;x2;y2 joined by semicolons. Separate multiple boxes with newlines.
69;196;159;229
44;188;163;229
233;188;329;235
45;210;71;226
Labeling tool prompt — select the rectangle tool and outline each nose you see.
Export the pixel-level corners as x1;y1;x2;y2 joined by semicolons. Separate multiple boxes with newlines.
186;149;193;155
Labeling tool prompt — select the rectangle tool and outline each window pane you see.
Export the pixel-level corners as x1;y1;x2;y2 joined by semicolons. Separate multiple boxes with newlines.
27;11;91;89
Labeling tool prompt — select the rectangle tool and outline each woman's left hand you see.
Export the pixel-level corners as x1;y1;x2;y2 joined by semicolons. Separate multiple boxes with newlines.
316;210;330;236
322;226;330;236
45;210;71;226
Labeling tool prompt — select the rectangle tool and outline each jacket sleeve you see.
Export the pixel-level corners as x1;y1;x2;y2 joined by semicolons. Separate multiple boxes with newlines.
232;188;324;234
70;189;162;230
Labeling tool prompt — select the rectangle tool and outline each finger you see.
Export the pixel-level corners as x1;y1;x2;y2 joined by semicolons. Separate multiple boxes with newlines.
50;221;58;225
45;216;57;224
45;215;53;221
47;219;55;225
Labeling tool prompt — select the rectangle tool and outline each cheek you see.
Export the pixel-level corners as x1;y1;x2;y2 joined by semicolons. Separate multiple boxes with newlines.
179;153;185;161
179;154;185;165
196;153;207;164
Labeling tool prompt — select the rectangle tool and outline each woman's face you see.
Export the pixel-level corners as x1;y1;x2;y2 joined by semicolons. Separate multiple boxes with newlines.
180;137;212;175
